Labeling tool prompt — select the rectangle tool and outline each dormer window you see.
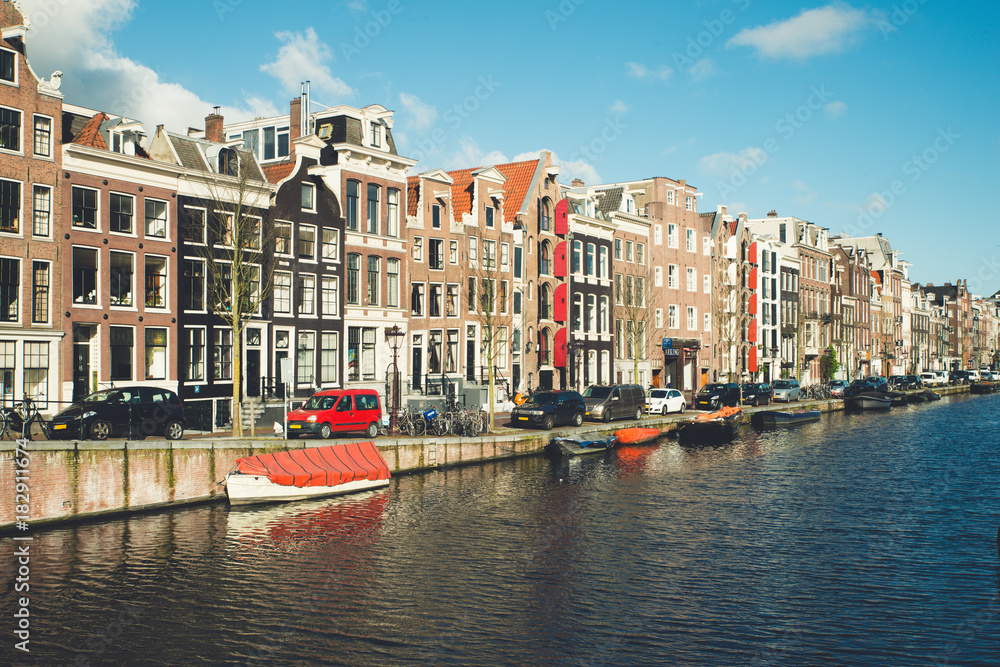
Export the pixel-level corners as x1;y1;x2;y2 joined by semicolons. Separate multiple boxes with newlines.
110;131;123;153
0;48;15;84
218;148;238;176
485;206;494;228
371;122;381;148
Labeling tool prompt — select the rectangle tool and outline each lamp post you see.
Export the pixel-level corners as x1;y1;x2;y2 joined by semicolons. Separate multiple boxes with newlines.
384;325;405;434
770;345;779;383
570;340;586;391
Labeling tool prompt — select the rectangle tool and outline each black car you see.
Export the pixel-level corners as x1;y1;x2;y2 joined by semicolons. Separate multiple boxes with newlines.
695;383;741;410
49;387;186;440
509;390;586;430
740;382;773;406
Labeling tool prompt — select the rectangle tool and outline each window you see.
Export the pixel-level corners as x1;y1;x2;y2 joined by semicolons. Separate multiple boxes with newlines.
540;199;551;231
321;333;339;384
367;183;380;234
615;274;623;305
0;48;14;83
586;294;596;332
0;257;18;321
485;206;494;228
637;277;645;307
110;326;134;381
514;246;523;278
449;240;458;264
626;240;634;262
432;204;441;229
362;328;376;380
23;342;48;407
387;259;399;307
144;256;167;308
600;296;609;333
446;330;458;373
0;107;20;152
500;280;508;315
668;265;678;289
346;254;360;305
182;259;204;310
213;328;232;380
467;278;476;313
387;188;399;237
614;238;622;259
625;276;634;307
429;284;442;317
273;271;291;313
540;241;550;275
110;252;134;307
72;247;98;305
704;312;711;332
704;236;711;256
182;207;205;244
346;180;359;231
704;274;711;294
145;199;167;238
366;256;380;305
31;261;48;323
186;328;205;381
321;275;338;316
514;289;522;315
686;229;695;252
669;305;678;329
301;182;315;211
413;236;423;262
371;121;381;147
637;243;645;265
585;243;596;275
654;224;662;245
779;224;786;244
655;308;663;329
687;306;696;330
299;225;315;260
33;116;51;157
109;193;133;234
655;266;663;287
297;331;315;384
483;240;497;269
321;228;339;261
411;283;425;316
274;221;292;255
429;238;444;270
501;242;509;268
572;240;581;274
0;179;20;233
145;328;167;380
686;196;693;211
218;148;238;176
428;331;442;374
298;274;315;315
72;186;97;229
469;236;477;262
687;268;696;292
31;185;50;237
598;246;608;279
667;224;678;248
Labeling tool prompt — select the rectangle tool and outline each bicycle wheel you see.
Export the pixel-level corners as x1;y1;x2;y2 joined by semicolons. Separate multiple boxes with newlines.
15;398;36;423
468;416;482;436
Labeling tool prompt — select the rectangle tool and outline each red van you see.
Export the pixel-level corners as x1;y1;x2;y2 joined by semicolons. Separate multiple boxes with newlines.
286;389;383;439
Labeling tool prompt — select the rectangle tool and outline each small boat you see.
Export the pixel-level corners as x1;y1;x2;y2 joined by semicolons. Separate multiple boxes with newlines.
922;390;942;401
844;391;892;411
751;410;821;428
614;427;662;445
549;431;617;456
677;406;743;444
224;441;391;506
970;381;998;395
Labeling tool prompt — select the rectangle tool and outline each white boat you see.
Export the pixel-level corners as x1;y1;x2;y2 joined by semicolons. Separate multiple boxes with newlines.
224;441;391;506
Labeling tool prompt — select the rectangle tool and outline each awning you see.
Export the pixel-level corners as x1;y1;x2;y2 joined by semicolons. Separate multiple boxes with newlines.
235;442;391;488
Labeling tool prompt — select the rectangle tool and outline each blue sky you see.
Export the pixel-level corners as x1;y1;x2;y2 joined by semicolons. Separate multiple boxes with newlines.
18;0;1000;294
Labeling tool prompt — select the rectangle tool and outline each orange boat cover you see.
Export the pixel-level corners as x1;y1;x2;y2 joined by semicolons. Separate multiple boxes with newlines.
235;442;391;488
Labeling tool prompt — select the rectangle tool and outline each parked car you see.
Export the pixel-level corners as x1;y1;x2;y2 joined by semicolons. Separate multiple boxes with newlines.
694;383;741;410
49;386;186;441
740;382;773;406
646;388;686;415
919;372;944;387
949;370;970;385
967;370;981;382
771;379;801;402
286;389;383;439
582;384;646;422
828;380;849;397
510;390;585;430
864;376;889;391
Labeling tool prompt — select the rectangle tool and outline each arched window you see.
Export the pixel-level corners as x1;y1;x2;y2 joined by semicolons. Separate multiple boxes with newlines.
540;283;551;320
540;240;551;275
539;328;550;366
540;198;552;232
218;148;238;176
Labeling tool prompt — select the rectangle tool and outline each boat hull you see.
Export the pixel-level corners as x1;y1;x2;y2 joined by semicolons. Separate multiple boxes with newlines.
549;432;616;457
678;412;743;444
845;392;892;411
751;410;821;428
614;427;661;445
225;474;390;506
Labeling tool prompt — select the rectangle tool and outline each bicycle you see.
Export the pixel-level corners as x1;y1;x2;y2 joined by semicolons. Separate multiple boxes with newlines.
0;397;52;440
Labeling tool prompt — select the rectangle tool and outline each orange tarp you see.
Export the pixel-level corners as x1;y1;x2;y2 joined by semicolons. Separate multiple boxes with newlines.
235;442;391;488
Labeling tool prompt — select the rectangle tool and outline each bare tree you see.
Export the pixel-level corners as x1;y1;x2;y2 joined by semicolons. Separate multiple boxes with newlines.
614;259;660;384
469;241;513;432
194;153;277;437
713;262;749;383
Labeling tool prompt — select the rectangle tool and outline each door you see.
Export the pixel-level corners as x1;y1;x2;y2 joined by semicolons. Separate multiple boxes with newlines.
333;393;360;433
412;348;422;392
246;350;260;397
73;344;90;401
466;337;476;382
274;351;287;399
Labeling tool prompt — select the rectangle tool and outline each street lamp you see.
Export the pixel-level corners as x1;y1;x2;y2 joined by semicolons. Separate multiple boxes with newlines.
570;340;586;391
384;325;406;434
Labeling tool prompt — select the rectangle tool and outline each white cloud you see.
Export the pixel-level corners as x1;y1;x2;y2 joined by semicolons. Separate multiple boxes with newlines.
626;61;673;81
610;100;630;115
824;100;848;118
261;28;354;101
346;0;368;12
445;137;510;170
698;147;767;178
727;3;872;60
511;149;601;186
688;58;717;81
661;145;678;156
398;92;437;131
793;179;817;204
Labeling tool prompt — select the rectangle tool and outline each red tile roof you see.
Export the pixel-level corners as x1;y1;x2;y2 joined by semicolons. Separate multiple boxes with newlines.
72;113;109;150
262;160;295;184
871;270;882;285
406;176;419;218
495;159;540;218
448;167;476;223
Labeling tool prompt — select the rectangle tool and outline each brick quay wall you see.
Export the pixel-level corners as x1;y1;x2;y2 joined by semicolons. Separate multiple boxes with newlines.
0;386;970;531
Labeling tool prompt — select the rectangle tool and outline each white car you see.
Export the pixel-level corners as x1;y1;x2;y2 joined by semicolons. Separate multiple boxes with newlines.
646;388;686;415
920;372;944;387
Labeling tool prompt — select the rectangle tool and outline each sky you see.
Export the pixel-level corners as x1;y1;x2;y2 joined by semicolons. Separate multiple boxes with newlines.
16;0;1000;295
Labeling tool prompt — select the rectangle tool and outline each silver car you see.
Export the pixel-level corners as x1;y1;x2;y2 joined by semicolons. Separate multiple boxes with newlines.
771;379;801;402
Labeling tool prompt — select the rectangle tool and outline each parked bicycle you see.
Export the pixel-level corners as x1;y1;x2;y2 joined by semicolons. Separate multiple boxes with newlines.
0;396;52;440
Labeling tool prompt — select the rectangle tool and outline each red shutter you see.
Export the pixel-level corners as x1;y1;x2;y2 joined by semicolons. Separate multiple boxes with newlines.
749;266;758;290
554;328;568;367
554;241;567;278
749;293;758;315
748;319;758;343
749;345;758;373
749;240;758;264
555;199;568;235
554;283;568;323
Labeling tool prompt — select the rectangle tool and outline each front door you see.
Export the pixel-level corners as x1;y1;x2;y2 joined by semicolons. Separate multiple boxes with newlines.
73;344;90;401
274;351;287;399
466;338;476;382
412;348;422;392
246;350;260;397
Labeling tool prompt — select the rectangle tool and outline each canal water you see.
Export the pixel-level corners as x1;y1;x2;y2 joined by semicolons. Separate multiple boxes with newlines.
3;394;1000;666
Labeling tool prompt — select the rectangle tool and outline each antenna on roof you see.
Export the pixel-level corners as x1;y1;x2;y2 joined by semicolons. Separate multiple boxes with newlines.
301;81;312;136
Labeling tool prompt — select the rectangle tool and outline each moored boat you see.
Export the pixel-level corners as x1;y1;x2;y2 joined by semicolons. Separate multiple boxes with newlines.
751;410;821;428
224;441;391;506
677;406;743;444
549;431;617;456
970;381;999;394
614;427;662;445
844;391;892;411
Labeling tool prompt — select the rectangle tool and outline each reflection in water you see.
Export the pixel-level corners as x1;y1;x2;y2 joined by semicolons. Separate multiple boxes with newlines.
2;394;1000;665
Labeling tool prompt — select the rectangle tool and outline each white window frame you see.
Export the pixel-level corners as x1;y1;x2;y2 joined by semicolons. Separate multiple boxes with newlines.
0;104;22;155
653;224;662;245
668;264;678;290
321;227;339;262
655;266;663;287
0;46;18;86
144;198;169;239
687;306;696;331
321;275;339;317
667;224;678;249
668;305;678;330
301;182;317;212
686;228;695;252
298;273;316;316
33;114;52;158
687;267;696;292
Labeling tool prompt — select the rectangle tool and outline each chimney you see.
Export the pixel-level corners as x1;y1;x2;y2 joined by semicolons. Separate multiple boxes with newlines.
767;209;777;217
205;107;224;143
572;178;584;187
290;97;301;141
679;179;686;187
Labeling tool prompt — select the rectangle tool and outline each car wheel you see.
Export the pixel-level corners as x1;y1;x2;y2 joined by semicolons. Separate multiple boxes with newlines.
602;410;612;423
679;402;686;413
366;422;379;439
635;406;643;421
320;422;333;439
90;420;111;441
543;415;555;431
164;421;184;441
572;412;583;427
662;405;669;416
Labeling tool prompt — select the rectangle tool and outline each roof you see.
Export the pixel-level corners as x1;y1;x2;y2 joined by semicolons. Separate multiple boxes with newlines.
71;113;109;150
263;160;295;184
495;159;541;217
406;177;419;217
595;186;623;216
447;167;476;222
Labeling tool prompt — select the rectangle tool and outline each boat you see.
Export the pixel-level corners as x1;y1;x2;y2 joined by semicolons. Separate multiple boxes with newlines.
922;390;942;401
751;410;821;428
844;391;892;411
677;406;743;444
224;441;391;506
970;381;999;395
549;431;617;456
614;426;662;445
